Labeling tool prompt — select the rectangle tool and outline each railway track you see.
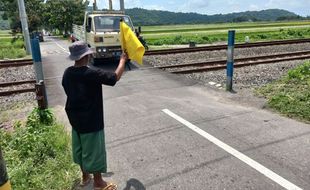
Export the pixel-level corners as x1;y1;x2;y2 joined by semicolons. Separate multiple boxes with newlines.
0;59;36;96
145;38;310;56
155;50;310;74
0;59;33;68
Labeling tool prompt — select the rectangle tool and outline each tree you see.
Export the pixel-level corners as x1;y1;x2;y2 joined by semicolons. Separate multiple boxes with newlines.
1;0;88;35
44;0;88;36
1;0;45;32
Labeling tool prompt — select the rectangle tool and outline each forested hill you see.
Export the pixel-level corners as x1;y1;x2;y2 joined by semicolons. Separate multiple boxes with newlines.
126;8;301;25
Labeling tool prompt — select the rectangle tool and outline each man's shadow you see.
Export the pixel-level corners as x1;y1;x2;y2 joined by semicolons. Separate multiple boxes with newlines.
71;176;145;190
123;178;146;190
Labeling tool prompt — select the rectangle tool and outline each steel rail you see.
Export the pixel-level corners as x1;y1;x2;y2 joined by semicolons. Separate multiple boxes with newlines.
0;80;36;88
0;59;35;96
0;60;33;68
170;55;310;74
155;50;310;69
0;59;32;64
0;88;36;96
145;38;310;55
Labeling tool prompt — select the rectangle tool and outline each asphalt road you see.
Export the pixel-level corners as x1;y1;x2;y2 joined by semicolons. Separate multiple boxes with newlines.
40;36;310;190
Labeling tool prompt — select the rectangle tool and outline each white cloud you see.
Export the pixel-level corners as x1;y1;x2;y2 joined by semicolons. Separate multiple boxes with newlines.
265;0;301;8
124;0;142;8
249;4;260;11
265;0;310;10
167;1;176;6
177;0;210;13
94;0;310;16
94;0;141;10
144;5;166;10
265;0;310;15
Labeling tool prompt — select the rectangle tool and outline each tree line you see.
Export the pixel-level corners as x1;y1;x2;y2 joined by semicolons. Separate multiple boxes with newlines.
0;0;88;35
0;1;308;33
126;8;308;26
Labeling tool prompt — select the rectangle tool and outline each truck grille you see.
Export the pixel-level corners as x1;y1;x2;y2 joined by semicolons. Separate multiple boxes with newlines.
96;46;122;58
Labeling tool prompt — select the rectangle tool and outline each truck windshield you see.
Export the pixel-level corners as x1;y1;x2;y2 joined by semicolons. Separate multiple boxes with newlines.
94;16;133;32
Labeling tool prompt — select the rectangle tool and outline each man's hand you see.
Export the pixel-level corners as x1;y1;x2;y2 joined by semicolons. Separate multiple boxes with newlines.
120;52;128;64
115;52;128;81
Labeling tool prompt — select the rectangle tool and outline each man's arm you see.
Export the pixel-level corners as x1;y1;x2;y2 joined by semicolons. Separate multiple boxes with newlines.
115;52;128;81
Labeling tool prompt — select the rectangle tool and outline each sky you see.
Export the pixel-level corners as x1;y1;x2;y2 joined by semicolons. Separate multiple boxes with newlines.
92;0;310;16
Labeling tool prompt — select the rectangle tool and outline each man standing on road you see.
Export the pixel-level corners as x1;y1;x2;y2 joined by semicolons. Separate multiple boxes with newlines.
62;41;128;190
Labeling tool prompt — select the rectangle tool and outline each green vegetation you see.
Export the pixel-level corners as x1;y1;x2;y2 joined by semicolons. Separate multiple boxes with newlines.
0;11;9;30
1;0;87;35
0;31;26;59
0;108;79;190
127;8;305;26
141;24;310;46
256;61;310;123
141;21;310;33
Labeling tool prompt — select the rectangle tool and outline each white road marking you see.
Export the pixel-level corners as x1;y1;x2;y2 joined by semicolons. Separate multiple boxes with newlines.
54;41;70;54
208;81;216;85
162;109;303;190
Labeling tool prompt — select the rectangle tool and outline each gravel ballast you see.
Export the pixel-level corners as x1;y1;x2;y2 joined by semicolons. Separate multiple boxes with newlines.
144;43;310;107
1;43;309;110
144;43;310;89
0;65;36;110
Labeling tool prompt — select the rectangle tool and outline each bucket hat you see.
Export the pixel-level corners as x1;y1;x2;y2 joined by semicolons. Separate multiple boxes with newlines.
68;41;94;61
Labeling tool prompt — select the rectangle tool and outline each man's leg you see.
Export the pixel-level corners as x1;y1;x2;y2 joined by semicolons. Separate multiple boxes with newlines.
80;167;91;186
72;129;91;186
93;172;107;188
93;173;117;189
79;129;116;189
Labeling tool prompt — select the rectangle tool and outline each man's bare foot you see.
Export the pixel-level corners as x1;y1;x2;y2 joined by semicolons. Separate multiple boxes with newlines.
93;173;107;187
80;173;91;186
93;182;117;190
93;173;117;189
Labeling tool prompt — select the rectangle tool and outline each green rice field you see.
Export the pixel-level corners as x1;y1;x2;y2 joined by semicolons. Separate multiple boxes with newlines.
140;20;310;47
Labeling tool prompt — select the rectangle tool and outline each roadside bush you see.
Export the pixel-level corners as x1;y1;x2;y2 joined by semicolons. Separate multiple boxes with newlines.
257;34;268;39
256;61;310;122
0;48;26;59
0;37;25;59
287;61;310;82
0;108;79;190
287;29;296;36
202;36;209;41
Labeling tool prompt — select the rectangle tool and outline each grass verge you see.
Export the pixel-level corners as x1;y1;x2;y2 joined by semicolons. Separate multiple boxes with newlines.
144;27;310;46
0;108;79;190
256;61;310;123
0;32;26;59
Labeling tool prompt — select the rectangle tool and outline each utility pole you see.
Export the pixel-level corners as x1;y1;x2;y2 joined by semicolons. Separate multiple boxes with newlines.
93;0;97;11
17;0;32;55
109;0;113;10
120;0;125;11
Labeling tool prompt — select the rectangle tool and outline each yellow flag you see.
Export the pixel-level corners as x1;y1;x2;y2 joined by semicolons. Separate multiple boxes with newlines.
0;181;11;190
120;21;145;65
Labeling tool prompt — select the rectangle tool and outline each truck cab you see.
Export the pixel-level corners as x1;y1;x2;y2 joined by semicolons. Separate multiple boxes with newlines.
72;10;134;62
